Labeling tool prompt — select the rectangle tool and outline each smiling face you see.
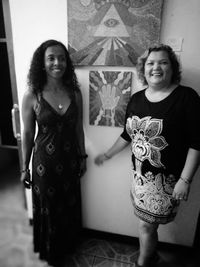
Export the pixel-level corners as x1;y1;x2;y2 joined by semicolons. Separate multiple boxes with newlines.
44;45;67;81
144;50;173;88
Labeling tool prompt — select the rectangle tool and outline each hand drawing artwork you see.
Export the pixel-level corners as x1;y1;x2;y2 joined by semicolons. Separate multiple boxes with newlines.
68;0;163;66
89;71;132;127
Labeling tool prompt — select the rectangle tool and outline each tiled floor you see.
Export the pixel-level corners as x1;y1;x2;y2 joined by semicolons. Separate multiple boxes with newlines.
0;163;200;267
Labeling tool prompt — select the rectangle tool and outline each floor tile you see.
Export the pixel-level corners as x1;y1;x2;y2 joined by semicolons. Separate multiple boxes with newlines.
0;166;46;267
63;254;95;267
78;238;138;263
1;164;200;267
93;256;133;267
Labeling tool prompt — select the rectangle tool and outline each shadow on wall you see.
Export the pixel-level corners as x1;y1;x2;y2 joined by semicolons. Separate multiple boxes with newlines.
194;212;200;249
0;146;19;172
181;69;200;92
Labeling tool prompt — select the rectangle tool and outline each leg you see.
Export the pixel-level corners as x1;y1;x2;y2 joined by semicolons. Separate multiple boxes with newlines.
137;219;159;266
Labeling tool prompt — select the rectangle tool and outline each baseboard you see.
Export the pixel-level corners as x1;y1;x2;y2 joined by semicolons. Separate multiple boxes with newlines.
81;228;196;253
81;228;139;245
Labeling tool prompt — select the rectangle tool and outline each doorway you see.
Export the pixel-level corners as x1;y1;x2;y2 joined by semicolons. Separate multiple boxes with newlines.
0;0;22;172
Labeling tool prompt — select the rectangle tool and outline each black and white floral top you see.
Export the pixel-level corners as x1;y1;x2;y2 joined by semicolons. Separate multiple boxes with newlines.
121;85;200;224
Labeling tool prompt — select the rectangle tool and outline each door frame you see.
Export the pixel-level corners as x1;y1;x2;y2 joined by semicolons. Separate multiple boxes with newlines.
2;0;22;168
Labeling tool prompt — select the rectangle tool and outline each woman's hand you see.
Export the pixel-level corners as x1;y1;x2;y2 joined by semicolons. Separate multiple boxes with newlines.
94;154;108;165
21;171;32;189
172;178;190;201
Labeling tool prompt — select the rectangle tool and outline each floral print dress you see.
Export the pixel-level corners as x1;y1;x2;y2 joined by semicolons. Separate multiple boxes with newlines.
121;85;200;224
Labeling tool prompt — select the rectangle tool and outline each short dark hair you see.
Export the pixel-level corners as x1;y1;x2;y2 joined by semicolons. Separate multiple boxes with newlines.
27;39;79;95
136;44;181;85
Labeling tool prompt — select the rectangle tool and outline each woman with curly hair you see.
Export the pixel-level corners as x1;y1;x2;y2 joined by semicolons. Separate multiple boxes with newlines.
21;39;87;266
95;44;200;267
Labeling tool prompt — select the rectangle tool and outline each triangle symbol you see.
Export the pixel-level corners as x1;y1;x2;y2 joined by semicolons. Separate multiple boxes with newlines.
94;4;129;37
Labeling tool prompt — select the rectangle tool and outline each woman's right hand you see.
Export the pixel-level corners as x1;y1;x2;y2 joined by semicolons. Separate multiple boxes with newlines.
21;171;32;189
172;178;190;201
94;154;107;165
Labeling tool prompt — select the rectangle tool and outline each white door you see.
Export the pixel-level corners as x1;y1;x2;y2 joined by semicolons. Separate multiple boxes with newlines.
1;0;31;218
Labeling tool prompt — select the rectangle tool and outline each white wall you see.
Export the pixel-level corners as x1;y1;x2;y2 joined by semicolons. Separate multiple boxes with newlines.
9;0;68;109
9;0;200;246
161;0;200;90
158;0;200;245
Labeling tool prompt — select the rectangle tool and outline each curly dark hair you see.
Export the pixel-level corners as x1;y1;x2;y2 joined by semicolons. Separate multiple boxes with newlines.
136;44;181;86
27;39;80;95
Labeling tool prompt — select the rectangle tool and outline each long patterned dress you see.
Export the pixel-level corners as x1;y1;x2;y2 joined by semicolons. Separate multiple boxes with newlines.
121;85;200;224
32;94;82;265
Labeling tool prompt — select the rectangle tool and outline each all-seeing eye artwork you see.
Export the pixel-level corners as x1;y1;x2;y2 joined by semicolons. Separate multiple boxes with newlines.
89;71;132;127
67;0;163;66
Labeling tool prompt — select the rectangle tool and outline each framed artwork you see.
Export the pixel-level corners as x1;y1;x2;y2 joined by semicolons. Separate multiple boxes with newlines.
68;0;163;66
89;71;132;127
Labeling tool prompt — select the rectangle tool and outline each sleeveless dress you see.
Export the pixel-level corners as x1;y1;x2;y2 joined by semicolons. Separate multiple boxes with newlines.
32;94;82;265
121;85;200;224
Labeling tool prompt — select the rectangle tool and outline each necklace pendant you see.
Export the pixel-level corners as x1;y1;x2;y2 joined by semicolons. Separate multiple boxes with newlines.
58;104;63;110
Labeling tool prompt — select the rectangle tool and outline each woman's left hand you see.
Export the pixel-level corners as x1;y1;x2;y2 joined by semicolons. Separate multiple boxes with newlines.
21;171;32;189
172;179;190;201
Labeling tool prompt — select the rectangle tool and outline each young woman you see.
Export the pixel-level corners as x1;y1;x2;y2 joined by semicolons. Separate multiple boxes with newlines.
21;40;87;266
95;44;200;267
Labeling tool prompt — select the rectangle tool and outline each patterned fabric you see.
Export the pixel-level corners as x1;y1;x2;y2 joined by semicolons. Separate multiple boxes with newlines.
128;116;178;224
121;85;200;224
32;95;82;265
